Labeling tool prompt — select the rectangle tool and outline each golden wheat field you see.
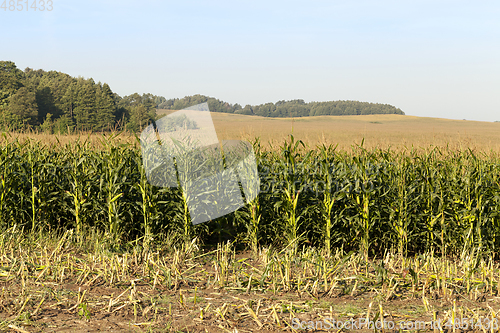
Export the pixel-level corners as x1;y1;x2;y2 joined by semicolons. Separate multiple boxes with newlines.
6;113;500;153
209;113;500;153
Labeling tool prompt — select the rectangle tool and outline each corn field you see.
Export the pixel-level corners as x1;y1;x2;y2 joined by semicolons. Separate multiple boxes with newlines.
1;133;500;258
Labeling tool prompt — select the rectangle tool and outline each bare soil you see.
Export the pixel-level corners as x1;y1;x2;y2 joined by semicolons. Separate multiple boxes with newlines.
1;251;498;332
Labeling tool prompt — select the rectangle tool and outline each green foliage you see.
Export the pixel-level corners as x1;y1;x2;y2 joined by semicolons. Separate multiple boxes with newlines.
0;61;161;132
1;130;500;259
8;87;38;126
159;95;404;117
95;83;115;131
127;104;152;132
0;107;23;131
40;113;54;134
0;61;25;126
0;61;24;98
73;78;97;131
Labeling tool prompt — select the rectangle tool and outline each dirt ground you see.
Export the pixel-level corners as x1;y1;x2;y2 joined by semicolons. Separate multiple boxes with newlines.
1;281;473;332
2;251;499;333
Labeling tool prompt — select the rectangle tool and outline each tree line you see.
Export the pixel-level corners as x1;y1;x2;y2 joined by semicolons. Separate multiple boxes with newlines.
0;61;404;133
0;61;166;133
159;96;405;117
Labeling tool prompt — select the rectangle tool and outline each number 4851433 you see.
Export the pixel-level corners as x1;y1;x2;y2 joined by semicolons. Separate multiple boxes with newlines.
1;0;54;11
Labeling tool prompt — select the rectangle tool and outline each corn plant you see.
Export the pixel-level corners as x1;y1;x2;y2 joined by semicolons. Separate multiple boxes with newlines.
316;144;346;257
62;142;96;243
274;135;311;253
1;133;500;258
0;138;16;227
97;138;129;246
347;146;378;260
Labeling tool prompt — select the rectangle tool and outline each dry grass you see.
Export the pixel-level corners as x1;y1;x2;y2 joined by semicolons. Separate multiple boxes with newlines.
4;113;500;153
0;131;139;149
1;228;500;332
209;113;500;153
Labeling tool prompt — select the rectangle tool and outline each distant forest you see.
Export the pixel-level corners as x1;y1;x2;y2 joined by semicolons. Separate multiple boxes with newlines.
0;61;404;133
159;95;404;118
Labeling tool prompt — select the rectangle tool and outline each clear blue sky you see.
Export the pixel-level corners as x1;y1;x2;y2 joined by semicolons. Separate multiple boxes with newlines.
1;0;499;121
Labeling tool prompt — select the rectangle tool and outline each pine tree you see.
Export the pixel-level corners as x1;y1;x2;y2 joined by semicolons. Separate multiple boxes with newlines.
8;87;38;126
127;104;150;132
0;61;24;112
35;86;57;124
95;83;115;131
73;79;96;131
62;81;77;120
